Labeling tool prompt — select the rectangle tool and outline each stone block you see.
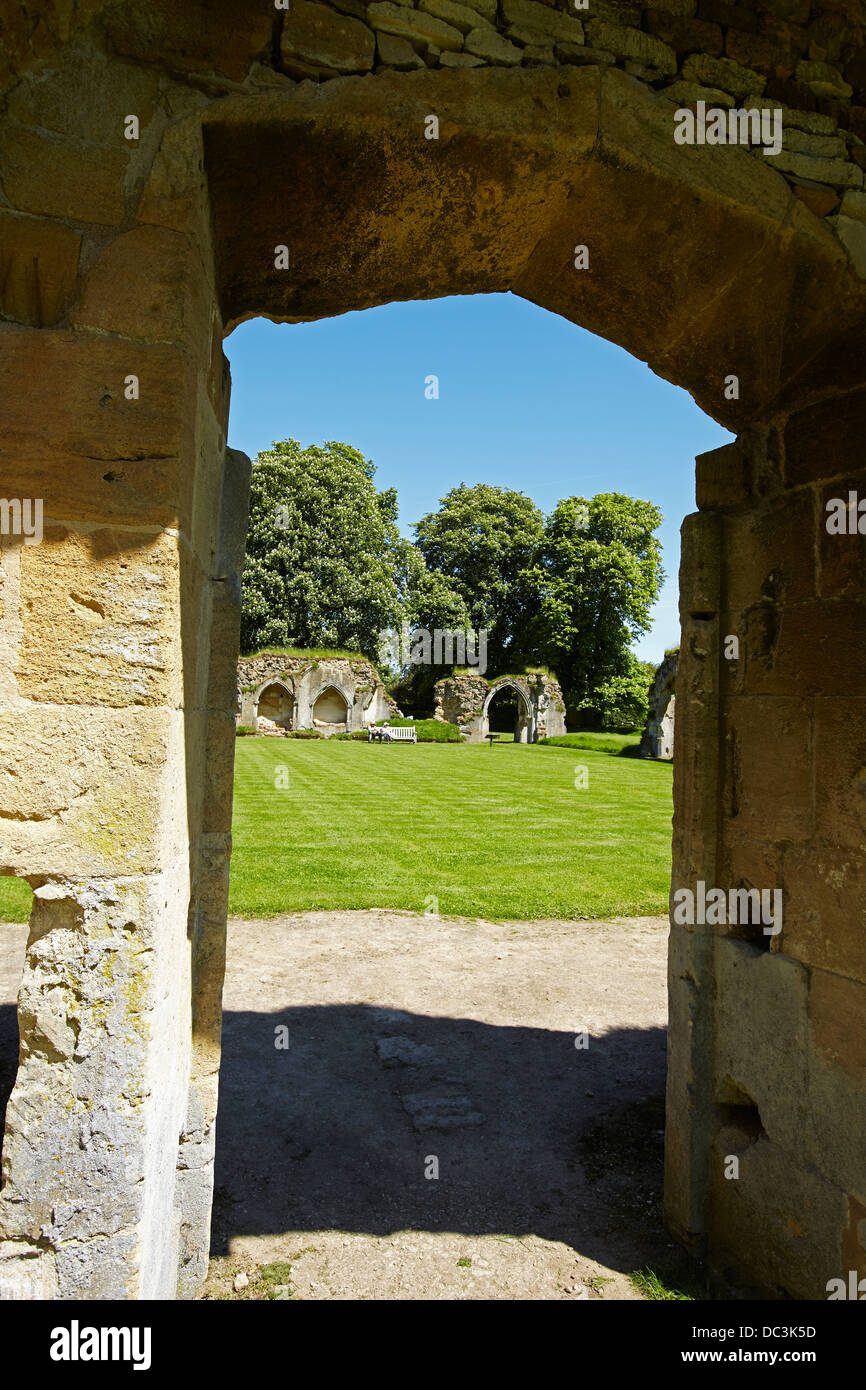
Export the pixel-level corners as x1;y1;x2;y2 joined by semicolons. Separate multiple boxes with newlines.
6;42;161;147
439;51;485;66
73;225;214;348
501;0;585;46
816;475;866;597
708;1132;852;1298
803;969;866;1197
681;52;766;97
0;327;199;531
781;847;866;984
723;696;813;842
0;213;81;328
464;27;524;64
713;939;811;1155
742;92;838;135
419;0;493;35
722;488;816;612
280;1;376;77
0;707;188;878
792;179;840;217
585;20;677;75
785;389;866;486
783;126;847;158
697;0;757;30
105;0;273;82
14;525;183;710
0;862;193;1298
771;148;864;188
796;59;853;100
366;2;463;52
743;598;866;700
660;79;735;107
840;188;866;222
808;968;866;1085
829;212;866;276
0;122;129;226
725;27;794;79
522;44;556;66
450;0;497;17
814;695;866;847
556;42;615;67
375;32;426;67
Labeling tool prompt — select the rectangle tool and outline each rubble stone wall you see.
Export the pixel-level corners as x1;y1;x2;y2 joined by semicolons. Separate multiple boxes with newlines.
236;654;396;732
640;649;678;760
434;670;567;741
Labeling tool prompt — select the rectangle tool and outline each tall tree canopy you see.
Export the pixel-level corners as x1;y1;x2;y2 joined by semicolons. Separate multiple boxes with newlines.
524;493;665;719
240;442;665;729
412;483;544;672
240;439;403;657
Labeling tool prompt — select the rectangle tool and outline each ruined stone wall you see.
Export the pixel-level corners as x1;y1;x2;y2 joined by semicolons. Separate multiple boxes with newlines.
640;649;677;759
434;670;567;740
236;653;396;732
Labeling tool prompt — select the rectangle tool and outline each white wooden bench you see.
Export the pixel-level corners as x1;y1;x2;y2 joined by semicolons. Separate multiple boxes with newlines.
369;725;417;743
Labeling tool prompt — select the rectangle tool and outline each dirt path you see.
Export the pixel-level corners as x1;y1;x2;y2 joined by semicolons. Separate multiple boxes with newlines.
0;910;685;1300
201;909;682;1301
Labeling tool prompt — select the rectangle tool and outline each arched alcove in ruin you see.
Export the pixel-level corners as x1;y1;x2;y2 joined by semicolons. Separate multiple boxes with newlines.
256;680;294;729
312;685;350;731
1;2;865;1301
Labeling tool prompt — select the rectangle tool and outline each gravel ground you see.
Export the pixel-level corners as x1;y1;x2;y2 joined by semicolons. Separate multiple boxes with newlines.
202;909;681;1301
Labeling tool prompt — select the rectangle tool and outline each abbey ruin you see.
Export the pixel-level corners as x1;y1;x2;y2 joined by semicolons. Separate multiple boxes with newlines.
640;650;677;760
0;0;864;1302
434;670;567;741
237;654;396;733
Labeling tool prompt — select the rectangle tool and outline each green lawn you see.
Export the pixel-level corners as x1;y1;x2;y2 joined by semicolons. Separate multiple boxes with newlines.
0;739;674;924
0;876;30;923
228;737;673;920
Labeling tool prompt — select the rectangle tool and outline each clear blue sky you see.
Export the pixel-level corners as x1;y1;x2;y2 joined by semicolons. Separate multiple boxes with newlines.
225;293;732;665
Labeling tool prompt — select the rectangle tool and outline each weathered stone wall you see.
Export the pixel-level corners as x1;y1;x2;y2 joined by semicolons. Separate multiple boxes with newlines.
434;670;567;741
0;0;864;1303
236;654;396;732
640;649;678;759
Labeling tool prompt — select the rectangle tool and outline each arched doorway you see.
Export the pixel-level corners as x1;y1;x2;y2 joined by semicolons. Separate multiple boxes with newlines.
2;26;865;1301
312;686;349;733
483;680;533;743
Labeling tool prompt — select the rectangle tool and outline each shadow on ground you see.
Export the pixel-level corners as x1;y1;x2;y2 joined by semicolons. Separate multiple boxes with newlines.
210;1003;673;1277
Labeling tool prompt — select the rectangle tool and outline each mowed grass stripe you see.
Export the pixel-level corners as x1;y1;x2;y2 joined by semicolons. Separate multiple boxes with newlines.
228;739;673;920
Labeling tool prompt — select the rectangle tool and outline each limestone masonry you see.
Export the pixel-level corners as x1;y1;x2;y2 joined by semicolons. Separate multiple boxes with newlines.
236;654;397;733
0;0;864;1304
433;670;567;741
640;650;677;760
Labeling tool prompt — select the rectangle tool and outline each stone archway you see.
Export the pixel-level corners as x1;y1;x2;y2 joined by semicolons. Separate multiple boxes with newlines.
1;5;865;1301
482;679;534;743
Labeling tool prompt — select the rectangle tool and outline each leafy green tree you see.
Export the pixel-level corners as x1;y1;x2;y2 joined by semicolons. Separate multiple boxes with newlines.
240;439;403;657
525;493;664;722
573;653;659;731
394;540;472;635
412;483;544;672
